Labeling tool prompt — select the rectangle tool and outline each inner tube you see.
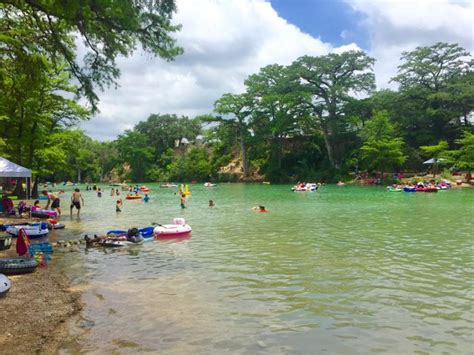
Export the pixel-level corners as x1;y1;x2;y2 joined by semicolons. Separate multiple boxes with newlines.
0;274;11;297
99;237;144;247
0;235;12;251
126;195;142;200
31;212;51;219
48;223;65;230
0;258;38;275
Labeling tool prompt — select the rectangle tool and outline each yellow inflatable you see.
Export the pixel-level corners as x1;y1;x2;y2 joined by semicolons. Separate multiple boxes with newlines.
179;184;191;196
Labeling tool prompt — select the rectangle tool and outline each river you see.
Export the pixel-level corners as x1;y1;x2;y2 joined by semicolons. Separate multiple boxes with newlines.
53;183;473;354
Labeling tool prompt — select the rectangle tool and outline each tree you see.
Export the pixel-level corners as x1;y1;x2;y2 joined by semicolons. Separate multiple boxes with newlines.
292;51;376;169
245;64;312;181
420;140;449;177
446;131;474;174
0;0;183;110
213;93;252;178
116;130;154;182
360;111;406;181
135;114;201;160
392;42;474;146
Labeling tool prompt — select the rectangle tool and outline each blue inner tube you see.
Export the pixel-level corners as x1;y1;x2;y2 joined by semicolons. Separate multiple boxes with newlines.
106;226;154;238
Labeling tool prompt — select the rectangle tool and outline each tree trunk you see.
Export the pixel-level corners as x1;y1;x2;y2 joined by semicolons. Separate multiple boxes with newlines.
32;176;39;199
321;123;336;168
12;179;25;199
240;135;249;178
77;168;81;183
28;121;38;167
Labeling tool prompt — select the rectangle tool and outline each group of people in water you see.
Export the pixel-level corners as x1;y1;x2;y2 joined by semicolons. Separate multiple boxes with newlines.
8;184;270;221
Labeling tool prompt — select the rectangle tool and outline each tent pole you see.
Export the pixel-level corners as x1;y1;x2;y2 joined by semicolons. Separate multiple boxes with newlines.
27;177;30;200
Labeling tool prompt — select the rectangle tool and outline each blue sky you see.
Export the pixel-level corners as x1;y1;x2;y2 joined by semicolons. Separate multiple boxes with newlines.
270;0;369;48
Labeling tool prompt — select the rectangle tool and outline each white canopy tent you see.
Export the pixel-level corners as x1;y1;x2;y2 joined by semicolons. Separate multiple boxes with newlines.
423;158;446;164
0;157;32;199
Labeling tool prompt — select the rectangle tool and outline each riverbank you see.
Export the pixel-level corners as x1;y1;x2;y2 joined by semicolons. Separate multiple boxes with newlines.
0;217;82;355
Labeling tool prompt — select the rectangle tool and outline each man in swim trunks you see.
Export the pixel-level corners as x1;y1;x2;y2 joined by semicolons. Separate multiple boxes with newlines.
42;190;61;216
71;188;84;217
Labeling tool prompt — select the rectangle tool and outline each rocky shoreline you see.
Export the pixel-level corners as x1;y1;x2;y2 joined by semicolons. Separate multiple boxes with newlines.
0;217;82;355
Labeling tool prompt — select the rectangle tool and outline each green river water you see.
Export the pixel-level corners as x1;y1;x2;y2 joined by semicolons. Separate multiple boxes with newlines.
52;184;473;354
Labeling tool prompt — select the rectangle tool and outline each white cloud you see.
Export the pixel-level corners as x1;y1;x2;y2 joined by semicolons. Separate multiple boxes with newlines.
82;0;336;140
345;0;474;89
81;0;473;141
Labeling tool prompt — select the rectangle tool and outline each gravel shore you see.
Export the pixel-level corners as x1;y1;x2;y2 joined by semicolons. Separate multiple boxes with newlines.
0;217;81;355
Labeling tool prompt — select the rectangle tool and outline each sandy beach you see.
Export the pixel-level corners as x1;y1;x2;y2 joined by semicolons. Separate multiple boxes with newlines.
0;217;81;355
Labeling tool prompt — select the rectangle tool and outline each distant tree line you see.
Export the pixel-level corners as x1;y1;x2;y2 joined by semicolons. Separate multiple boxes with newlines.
99;42;473;183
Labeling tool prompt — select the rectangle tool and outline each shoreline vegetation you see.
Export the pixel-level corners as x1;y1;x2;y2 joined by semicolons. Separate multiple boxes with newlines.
1;41;473;199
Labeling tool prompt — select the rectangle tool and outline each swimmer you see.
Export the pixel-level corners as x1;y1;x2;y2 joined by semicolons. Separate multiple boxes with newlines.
252;205;268;213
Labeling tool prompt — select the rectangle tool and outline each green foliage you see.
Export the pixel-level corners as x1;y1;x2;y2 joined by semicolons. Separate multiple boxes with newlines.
445;131;474;171
116;130;154;182
392;42;473;146
420;140;449;158
292;50;376;168
360;111;407;179
0;0;182;110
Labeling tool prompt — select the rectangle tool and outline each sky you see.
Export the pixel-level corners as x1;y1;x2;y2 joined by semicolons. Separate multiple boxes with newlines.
80;0;474;141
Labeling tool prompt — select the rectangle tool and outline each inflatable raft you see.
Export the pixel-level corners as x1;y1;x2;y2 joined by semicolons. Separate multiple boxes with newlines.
99;238;144;247
292;183;318;192
6;223;49;239
31;206;58;218
154;218;192;238
387;187;402;192
416;187;438;192
160;183;177;188
106;226;154;241
0;274;11;297
126;194;142;200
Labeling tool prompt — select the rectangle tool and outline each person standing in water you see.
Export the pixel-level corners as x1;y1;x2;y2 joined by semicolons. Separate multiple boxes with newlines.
180;193;186;209
116;199;123;212
70;188;84;217
42;190;61;216
209;199;215;207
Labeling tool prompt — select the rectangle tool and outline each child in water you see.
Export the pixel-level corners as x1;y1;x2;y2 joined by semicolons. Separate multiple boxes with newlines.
180;193;186;209
144;194;150;203
209;199;215;207
116;199;123;212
